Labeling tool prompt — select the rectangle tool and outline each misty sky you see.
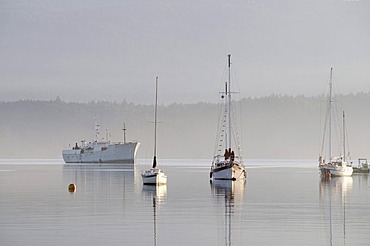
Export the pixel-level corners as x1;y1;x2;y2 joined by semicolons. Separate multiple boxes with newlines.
1;0;370;104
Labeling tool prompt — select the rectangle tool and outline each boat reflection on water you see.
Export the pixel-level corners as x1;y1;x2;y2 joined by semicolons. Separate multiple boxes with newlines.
320;176;353;246
142;184;167;246
210;179;246;201
63;164;135;201
142;184;167;202
210;179;246;246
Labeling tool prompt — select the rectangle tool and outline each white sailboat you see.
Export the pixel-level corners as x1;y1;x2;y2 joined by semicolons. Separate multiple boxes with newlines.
319;68;353;177
210;54;246;180
142;77;167;185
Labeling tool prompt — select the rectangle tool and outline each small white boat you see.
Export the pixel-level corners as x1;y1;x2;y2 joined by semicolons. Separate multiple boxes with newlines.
319;68;353;177
142;164;168;185
210;55;246;181
142;77;167;185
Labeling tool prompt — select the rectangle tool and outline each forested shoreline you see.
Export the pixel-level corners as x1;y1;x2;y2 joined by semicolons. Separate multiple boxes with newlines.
1;93;370;160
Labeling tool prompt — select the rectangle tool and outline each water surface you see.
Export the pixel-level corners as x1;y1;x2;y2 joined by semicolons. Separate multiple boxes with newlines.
1;159;369;245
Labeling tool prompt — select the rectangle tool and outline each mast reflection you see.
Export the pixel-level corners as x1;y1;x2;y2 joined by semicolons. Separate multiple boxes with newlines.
320;177;353;246
142;184;167;246
210;179;246;246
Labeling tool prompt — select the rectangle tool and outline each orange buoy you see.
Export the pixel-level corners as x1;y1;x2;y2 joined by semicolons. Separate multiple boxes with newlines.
68;183;76;192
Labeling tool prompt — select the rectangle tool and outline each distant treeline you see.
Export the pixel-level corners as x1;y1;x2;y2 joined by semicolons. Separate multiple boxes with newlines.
1;93;370;159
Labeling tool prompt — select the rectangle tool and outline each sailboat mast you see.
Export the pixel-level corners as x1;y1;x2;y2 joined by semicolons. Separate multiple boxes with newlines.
228;54;232;150
329;67;333;162
224;81;228;149
343;111;346;162
153;77;158;168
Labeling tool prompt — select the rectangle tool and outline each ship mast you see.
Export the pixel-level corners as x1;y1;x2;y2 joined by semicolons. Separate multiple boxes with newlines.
106;129;110;142
94;120;100;143
122;122;127;144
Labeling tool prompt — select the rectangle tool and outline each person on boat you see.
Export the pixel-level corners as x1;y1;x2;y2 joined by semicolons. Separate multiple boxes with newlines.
227;148;232;162
224;149;229;160
231;150;235;162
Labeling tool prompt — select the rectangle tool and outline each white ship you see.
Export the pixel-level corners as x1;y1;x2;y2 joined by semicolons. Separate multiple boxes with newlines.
62;122;139;164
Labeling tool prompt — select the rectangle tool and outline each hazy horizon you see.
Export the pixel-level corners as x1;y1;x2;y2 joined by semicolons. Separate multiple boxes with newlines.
1;0;370;104
2;90;370;106
1;93;370;160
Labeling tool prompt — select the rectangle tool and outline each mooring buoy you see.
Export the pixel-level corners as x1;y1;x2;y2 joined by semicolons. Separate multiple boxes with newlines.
68;183;76;192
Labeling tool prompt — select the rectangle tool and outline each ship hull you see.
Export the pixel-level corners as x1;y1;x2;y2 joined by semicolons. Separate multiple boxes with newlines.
62;142;139;164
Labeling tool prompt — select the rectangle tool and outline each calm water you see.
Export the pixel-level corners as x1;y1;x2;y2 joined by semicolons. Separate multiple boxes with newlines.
1;159;370;246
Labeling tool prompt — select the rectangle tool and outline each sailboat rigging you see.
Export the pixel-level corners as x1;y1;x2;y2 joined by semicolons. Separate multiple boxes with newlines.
142;77;167;185
319;68;353;177
210;54;246;180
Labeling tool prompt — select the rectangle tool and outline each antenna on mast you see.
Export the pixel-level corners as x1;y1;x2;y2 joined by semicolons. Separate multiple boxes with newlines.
94;118;100;143
106;129;109;142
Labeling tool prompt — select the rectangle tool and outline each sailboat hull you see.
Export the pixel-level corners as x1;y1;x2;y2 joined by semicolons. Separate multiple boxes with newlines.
319;163;353;177
142;169;167;185
211;161;246;180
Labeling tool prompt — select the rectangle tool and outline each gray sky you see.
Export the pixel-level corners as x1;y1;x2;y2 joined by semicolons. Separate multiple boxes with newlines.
1;0;370;104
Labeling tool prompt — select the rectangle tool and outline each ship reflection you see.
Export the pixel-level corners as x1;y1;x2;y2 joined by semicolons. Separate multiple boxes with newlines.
63;164;135;200
210;180;246;246
142;184;167;246
320;176;353;246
